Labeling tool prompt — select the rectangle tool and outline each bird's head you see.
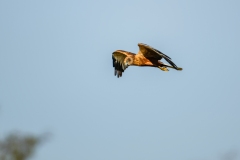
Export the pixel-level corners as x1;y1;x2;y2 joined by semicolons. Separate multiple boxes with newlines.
124;57;133;66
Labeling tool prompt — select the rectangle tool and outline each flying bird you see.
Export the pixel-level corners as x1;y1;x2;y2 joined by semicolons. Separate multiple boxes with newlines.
112;43;182;78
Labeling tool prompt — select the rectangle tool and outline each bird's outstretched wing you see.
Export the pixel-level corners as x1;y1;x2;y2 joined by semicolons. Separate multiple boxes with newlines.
138;43;178;69
112;50;134;78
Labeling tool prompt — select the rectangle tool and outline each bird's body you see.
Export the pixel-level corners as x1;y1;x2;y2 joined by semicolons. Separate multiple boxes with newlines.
112;43;182;78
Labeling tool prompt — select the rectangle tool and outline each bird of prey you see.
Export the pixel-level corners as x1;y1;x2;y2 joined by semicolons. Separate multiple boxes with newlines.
112;43;182;78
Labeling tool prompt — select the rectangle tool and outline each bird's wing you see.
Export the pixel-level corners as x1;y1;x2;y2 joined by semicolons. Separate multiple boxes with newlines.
112;50;133;78
137;43;178;69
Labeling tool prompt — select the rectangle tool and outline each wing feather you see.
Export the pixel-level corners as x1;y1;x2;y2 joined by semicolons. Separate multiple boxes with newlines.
112;50;133;78
138;43;178;69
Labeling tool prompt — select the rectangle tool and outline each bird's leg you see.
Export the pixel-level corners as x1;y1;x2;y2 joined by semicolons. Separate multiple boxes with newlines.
158;66;169;71
161;63;183;71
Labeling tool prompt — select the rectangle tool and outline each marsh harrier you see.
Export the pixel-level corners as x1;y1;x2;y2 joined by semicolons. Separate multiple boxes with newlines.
112;43;182;78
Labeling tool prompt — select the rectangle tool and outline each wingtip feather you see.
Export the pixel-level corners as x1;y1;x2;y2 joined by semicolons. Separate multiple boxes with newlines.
177;67;183;71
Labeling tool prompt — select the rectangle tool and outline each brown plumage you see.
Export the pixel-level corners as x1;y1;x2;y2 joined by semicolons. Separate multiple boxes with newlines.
112;43;182;78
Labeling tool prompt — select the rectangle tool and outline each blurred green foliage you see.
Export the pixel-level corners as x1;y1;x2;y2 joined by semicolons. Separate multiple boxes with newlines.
0;132;47;160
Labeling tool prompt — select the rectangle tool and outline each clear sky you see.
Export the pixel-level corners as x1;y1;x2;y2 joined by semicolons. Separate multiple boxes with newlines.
0;0;240;160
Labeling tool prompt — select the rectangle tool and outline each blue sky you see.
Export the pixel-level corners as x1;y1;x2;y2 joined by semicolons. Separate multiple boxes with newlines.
0;0;240;160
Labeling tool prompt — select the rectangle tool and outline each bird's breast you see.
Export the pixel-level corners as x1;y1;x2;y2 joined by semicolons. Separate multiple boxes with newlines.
132;56;156;66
